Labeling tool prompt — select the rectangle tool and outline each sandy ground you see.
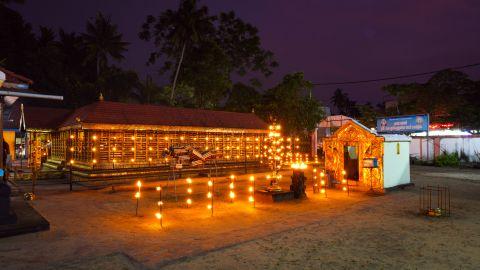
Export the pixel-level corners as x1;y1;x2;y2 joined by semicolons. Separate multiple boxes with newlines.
1;166;479;269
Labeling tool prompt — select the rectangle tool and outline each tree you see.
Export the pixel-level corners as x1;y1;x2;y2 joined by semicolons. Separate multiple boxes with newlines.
330;88;359;117
135;75;162;104
0;4;36;74
139;1;277;108
224;82;261;113
139;0;214;104
383;69;476;125
356;102;379;128
83;12;129;79
258;72;324;136
162;83;195;108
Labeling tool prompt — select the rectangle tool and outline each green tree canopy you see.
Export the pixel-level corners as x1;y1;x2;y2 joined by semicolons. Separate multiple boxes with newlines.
139;0;277;108
383;69;477;126
224;82;261;113
258;72;324;136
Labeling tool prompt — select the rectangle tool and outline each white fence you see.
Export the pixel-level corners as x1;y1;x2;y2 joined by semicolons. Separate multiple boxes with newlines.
410;136;480;162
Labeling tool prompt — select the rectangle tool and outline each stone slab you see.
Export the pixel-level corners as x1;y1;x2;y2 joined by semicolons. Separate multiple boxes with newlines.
0;198;50;238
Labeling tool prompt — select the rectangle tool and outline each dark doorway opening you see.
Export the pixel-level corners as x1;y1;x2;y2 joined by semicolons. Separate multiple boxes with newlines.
344;145;359;180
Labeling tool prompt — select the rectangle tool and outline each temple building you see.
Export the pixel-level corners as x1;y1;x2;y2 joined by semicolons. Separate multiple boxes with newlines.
5;99;270;179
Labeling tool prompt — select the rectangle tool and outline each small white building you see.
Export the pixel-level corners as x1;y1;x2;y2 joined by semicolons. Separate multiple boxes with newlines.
323;121;412;191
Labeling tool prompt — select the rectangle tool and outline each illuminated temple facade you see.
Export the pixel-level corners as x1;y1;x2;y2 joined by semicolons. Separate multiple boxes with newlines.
6;100;270;175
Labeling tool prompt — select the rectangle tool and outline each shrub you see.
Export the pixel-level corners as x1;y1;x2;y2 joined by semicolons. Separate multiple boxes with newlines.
435;151;460;167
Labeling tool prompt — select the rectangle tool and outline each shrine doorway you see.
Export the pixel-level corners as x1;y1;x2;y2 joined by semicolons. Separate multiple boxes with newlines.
343;145;359;180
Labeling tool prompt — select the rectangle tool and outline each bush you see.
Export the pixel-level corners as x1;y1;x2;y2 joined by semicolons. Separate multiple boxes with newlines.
435;151;460;167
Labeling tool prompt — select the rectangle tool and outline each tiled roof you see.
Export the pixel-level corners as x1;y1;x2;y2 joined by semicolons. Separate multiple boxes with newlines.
60;101;268;130
0;67;33;85
6;103;72;130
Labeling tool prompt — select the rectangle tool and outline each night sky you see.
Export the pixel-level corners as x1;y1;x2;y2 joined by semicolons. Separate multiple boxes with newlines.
10;0;480;105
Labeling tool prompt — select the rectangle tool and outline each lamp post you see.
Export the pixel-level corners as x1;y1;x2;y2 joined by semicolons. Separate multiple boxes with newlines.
156;186;163;228
186;177;192;208
249;175;255;208
135;180;141;216
207;179;214;216
229;174;235;203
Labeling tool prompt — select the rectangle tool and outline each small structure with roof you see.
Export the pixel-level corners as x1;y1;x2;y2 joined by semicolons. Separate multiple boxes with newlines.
323;120;411;191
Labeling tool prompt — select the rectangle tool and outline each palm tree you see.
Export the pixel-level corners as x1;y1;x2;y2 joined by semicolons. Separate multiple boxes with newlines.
83;12;129;79
140;0;213;104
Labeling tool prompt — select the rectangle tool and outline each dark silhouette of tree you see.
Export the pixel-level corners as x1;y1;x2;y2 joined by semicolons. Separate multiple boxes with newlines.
330;88;359;117
83;12;129;79
139;0;277;108
224;82;261;113
383;69;477;126
139;0;213;104
258;72;324;136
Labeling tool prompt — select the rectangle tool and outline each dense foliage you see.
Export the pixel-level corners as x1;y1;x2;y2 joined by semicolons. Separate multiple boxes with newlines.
139;0;277;108
331;70;480;129
0;1;325;138
434;152;460;167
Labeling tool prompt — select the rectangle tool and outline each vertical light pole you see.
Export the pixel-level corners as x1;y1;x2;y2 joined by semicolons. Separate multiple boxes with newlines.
342;170;349;195
135;180;142;216
312;168;318;193
186;177;192;208
320;170;327;198
156;186;163;228
207;179;214;216
69;158;74;191
229;174;235;203
249;175;255;208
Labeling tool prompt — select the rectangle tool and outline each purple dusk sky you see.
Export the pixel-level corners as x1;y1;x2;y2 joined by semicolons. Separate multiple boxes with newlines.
11;0;480;105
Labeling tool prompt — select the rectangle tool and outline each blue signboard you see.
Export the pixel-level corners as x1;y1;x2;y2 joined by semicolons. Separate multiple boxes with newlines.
376;114;429;134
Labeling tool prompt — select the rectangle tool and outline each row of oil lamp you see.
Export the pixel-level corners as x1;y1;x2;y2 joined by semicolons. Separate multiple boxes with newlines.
133;175;256;228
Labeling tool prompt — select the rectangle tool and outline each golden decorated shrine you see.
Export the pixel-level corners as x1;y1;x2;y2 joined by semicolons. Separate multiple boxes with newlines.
323;121;384;190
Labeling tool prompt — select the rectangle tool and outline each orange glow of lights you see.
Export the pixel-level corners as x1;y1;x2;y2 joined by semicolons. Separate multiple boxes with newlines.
156;186;161;191
155;212;162;219
186;198;192;205
135;192;140;198
137;181;142;188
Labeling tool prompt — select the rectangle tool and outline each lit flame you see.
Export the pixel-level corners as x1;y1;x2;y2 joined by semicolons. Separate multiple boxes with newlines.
291;162;307;170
